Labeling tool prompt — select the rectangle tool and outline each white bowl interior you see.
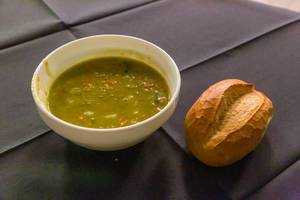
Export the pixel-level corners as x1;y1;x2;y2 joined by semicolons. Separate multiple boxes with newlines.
32;35;179;112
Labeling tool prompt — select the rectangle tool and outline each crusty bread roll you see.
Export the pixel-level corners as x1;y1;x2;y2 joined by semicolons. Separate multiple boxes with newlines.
185;79;273;167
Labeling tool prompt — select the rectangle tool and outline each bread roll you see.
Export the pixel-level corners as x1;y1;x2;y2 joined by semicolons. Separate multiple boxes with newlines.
185;79;273;167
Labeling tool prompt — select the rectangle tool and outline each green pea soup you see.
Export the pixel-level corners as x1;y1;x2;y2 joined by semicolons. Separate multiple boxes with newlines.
48;56;170;128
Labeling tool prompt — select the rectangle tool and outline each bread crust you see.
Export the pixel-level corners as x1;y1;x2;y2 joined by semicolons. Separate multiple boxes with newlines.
185;79;273;167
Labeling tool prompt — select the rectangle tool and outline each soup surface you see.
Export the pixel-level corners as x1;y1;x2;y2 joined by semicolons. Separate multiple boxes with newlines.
48;57;169;128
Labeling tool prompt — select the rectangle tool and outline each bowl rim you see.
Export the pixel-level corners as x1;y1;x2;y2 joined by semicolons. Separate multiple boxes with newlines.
31;34;181;133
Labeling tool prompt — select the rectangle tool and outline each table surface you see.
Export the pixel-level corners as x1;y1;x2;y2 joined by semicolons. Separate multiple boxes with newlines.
252;0;300;12
1;0;300;200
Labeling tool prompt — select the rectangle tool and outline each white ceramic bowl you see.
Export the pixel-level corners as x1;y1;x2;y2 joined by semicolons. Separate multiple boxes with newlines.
31;35;181;151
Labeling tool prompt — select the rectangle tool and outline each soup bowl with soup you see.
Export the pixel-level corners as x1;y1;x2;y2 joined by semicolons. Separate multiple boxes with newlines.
31;35;181;150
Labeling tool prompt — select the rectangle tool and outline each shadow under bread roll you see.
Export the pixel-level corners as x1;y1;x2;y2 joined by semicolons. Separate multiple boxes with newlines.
185;79;273;167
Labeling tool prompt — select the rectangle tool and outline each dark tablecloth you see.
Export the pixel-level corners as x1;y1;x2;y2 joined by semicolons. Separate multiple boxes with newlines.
1;0;300;199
